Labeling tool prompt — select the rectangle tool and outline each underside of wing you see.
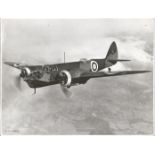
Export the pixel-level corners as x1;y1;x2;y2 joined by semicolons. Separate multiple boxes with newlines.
79;70;151;79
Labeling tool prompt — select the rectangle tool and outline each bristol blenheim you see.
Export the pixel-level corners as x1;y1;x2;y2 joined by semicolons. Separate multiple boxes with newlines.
4;42;150;96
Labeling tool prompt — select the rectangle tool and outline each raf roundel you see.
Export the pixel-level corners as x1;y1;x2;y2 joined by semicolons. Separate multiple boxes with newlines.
91;61;98;72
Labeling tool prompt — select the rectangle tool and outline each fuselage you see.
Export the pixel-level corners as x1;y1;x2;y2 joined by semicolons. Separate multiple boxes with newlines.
25;58;107;88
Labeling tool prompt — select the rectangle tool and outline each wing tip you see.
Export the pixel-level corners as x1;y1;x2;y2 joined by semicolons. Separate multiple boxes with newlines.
142;70;151;73
3;61;21;68
3;61;13;66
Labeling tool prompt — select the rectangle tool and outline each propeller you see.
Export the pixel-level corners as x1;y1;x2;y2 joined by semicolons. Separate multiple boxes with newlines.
13;67;31;91
60;84;72;97
14;75;22;90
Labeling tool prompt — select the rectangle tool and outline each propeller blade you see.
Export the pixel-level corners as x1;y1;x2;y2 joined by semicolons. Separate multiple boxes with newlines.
60;85;72;97
14;75;22;90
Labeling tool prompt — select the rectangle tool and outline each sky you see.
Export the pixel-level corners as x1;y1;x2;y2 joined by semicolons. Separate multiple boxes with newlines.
2;19;154;134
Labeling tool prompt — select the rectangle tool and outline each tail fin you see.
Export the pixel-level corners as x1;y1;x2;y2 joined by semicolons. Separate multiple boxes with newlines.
105;41;118;67
106;41;118;60
105;41;130;68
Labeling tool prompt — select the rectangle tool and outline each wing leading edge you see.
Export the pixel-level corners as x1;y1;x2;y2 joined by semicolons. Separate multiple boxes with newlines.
4;61;42;70
4;62;28;69
80;70;151;79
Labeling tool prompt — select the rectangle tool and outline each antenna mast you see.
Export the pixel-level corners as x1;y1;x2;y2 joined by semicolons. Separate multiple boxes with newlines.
64;52;66;63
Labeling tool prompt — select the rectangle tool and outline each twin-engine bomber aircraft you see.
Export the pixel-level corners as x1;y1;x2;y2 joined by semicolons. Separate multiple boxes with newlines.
4;41;150;96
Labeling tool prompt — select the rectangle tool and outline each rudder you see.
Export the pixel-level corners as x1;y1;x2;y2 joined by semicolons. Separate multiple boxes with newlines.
105;41;118;67
106;41;118;60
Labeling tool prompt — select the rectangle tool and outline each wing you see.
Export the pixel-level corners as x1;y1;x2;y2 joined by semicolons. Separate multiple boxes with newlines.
79;70;151;79
4;61;42;70
4;61;30;69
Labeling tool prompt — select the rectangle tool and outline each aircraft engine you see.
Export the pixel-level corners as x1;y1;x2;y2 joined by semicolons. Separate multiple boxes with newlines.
59;70;72;87
20;67;31;78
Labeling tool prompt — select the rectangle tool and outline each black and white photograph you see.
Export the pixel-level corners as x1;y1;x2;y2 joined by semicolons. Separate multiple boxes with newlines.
0;19;1;135
1;19;154;135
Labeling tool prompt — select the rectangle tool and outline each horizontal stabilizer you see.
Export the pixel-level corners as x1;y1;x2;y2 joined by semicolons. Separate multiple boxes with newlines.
108;59;131;63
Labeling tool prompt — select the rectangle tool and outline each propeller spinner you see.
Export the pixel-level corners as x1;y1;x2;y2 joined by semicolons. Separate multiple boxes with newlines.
14;67;31;91
58;70;72;97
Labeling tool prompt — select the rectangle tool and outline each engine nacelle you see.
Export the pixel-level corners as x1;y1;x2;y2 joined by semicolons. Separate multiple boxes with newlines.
20;67;31;77
59;70;72;87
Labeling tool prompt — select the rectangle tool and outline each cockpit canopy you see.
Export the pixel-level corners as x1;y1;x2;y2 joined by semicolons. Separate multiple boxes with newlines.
80;58;88;62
